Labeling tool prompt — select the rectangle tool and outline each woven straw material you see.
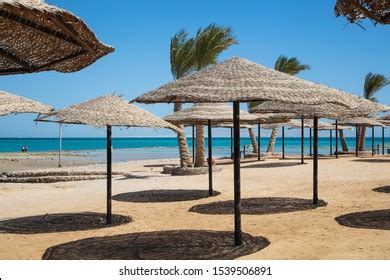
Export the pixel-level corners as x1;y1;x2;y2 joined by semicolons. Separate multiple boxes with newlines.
37;95;179;131
249;100;390;119
0;0;114;75
133;57;376;108
164;103;259;125
0;90;52;116
338;117;385;127
287;119;351;130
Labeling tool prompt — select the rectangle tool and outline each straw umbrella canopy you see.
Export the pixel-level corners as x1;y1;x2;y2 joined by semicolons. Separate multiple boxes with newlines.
338;117;385;158
0;90;52;116
165;103;260;195
0;0;114;75
36;95;178;224
133;57;372;246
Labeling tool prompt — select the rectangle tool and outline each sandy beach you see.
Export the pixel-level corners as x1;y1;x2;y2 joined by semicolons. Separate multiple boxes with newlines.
0;154;389;260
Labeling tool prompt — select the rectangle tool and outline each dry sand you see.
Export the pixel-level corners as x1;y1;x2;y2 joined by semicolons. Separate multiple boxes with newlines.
0;155;389;260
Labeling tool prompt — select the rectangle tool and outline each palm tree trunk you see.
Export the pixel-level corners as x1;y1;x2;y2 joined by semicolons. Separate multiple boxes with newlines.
339;129;348;151
359;126;367;151
248;128;259;153
267;128;279;154
174;103;192;167
195;124;205;167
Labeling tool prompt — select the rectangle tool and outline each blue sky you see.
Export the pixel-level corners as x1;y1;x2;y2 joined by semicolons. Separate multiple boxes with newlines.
1;0;389;138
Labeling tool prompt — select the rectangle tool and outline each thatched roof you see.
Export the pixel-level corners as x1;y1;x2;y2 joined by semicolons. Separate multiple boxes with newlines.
132;57;373;109
249;99;390;118
0;90;52;116
0;0;114;75
214;123;253;129
338;117;386;127
36;95;179;131
287;119;351;130
335;0;390;25
164;103;259;125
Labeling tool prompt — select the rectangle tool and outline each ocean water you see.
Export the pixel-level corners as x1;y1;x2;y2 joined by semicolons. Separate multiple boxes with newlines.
1;137;389;162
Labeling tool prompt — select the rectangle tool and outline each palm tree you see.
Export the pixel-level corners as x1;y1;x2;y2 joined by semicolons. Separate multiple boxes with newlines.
170;30;195;167
358;73;390;151
255;55;310;154
192;24;237;167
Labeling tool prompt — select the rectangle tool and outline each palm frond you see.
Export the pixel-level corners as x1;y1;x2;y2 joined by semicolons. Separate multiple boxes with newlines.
274;55;311;75
364;72;390;101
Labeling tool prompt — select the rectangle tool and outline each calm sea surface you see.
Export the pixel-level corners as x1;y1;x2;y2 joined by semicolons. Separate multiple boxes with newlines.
1;137;389;162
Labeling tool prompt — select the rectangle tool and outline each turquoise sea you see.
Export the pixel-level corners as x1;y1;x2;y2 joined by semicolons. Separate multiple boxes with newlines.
1;137;389;162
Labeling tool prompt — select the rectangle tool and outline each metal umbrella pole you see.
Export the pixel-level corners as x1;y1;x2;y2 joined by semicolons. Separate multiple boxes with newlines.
372;126;375;156
382;127;385;155
282;126;285;159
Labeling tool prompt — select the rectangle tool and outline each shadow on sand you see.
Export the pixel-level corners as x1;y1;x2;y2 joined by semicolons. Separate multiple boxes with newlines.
353;158;390;163
42;230;270;260
0;212;132;234
335;209;390;230
241;162;303;169
189;197;327;215
113;189;221;203
373;186;390;194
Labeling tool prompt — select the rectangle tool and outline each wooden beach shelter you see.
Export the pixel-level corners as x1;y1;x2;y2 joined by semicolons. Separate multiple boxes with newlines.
165;103;259;195
338;117;386;157
132;57;373;246
36;95;179;224
0;90;52;116
0;0;113;75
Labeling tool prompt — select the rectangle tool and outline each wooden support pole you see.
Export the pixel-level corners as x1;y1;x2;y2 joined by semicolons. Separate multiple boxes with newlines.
372;126;375;156
233;101;242;246
282;126;285;159
258;123;261;161
58;123;63;168
310;128;312;157
383;127;385;155
208;120;213;196
192;125;195;164
301;116;304;164
335;120;339;159
106;125;112;224
313;117;319;205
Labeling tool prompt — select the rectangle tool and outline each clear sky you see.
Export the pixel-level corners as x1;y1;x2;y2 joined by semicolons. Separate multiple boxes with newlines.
1;0;389;138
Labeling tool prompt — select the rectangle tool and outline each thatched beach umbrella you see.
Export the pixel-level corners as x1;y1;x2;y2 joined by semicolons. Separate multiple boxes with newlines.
36;95;178;224
0;0;113;75
0;90;52;116
165;103;259;195
133;57;372;246
339;117;386;157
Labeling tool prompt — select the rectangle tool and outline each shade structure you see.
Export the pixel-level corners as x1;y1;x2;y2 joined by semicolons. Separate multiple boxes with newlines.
338;117;386;127
133;57;381;111
164;103;259;125
249;100;390;119
133;57;372;247
0;0;114;75
36;95;178;224
165;103;259;197
0;90;52;116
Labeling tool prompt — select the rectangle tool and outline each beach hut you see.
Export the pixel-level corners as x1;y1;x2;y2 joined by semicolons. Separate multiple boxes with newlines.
0;90;52;116
164;103;259;195
0;0;113;75
338;117;386;157
133;57;380;246
36;95;179;224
